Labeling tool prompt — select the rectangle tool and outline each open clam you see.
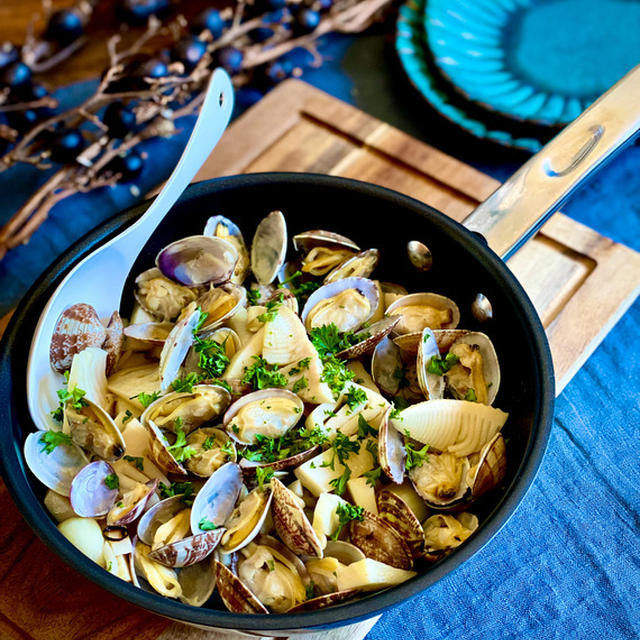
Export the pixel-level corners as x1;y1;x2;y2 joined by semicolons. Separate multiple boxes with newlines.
378;407;406;484
194;283;245;336
251;210;287;285
214;559;269;614
423;512;479;561
220;484;273;553
185;427;236;477
324;248;379;283
178;558;217;607
293;229;359;254
156;235;239;287
63;397;126;462
134;268;198;322
377;489;425;558
107;479;158;526
301;277;379;333
468;433;507;497
124;322;174;346
416;327;445;400
24;430;88;496
158;304;201;391
223;389;304;446
335;316;400;361
386;292;460;335
204;214;250;284
141;384;231;436
408;451;470;509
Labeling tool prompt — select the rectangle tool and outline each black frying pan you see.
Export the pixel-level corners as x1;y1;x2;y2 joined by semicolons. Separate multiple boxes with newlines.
0;65;637;635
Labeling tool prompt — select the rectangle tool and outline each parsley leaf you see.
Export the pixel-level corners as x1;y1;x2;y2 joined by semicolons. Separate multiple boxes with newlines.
159;481;195;505
363;467;382;487
50;385;89;422
464;388;477;402
39;430;73;454
345;387;367;413
320;354;355;399
167;418;197;462
241;356;288;391
122;409;134;424
427;352;460;376
257;292;285;323
288;357;311;376
305;582;316;600
193;334;230;379
256;466;275;490
171;372;201;393
331;503;364;540
292;376;308;393
104;473;119;489
277;270;321;306
357;413;378;439
198;517;218;531
246;288;262;306
124;455;144;471
137;391;161;408
404;430;430;470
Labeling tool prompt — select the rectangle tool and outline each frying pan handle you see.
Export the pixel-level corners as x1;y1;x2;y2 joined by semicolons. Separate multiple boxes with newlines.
463;64;640;260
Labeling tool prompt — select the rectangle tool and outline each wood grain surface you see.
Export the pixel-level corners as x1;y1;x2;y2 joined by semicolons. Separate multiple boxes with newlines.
1;76;639;640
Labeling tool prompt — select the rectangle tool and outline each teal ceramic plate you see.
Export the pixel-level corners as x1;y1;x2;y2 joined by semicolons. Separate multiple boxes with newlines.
425;0;640;126
396;0;550;152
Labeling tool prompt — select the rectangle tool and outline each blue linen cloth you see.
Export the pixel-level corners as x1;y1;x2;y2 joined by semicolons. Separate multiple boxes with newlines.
0;33;638;640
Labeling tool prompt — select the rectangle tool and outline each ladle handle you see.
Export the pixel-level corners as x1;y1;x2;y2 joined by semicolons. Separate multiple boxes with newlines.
463;64;640;260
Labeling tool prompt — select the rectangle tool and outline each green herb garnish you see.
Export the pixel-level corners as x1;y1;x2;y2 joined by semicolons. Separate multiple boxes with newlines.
404;430;430;470
137;391;161;408
257;292;285;323
427;352;460;376
38;430;73;454
159;481;195;505
124;455;144;471
122;409;134;424
104;473;119;490
288;357;311;376
464;388;477;402
292;376;309;393
167;418;197;462
256;466;275;490
357;413;378;439
50;385;89;422
305;582;316;600
198;517;218;531
171;372;201;393
345;387;367;413
241;356;288;391
246;288;262;305
331;503;364;540
362;467;382;487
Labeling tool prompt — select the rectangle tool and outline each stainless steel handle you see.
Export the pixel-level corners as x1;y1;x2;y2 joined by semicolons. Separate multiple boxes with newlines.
463;64;640;260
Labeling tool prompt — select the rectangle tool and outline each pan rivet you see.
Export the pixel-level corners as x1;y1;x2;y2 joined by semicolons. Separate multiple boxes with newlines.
407;240;432;272
472;293;493;322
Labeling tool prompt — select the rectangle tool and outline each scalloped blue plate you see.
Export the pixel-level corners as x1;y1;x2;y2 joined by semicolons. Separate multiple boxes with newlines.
425;0;640;126
396;0;550;152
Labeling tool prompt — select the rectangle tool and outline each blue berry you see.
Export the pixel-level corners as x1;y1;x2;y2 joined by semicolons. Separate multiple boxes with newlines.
45;9;83;44
192;9;226;39
249;27;274;43
119;0;170;23
1;62;31;88
15;82;47;101
318;0;333;10
0;43;19;70
263;0;288;9
7;109;39;132
133;58;169;79
216;47;244;73
103;102;137;138
295;9;321;32
266;59;293;83
171;36;207;71
110;149;144;181
50;128;85;163
263;7;292;23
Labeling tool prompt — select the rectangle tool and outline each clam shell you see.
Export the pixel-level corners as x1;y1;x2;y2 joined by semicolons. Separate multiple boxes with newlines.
324;540;366;565
392;332;422;355
408;452;470;509
49;303;106;373
387;293;460;335
64;397;126;462
107;479;158;526
238;445;321;474
185;427;237;477
190;462;243;533
335;316;400;360
251;210;287;285
371;335;404;396
23;430;88;496
377;489;425;558
138;494;189;546
104;311;124;375
349;511;413;570
293;229;359;253
378;407;406;484
134;268;198;322
214;559;269;614
470;433;506;497
204;215;250;285
159;304;201;392
416;327;445;401
195;283;246;336
220;486;273;553
287;589;359;612
148;528;226;568
324;248;379;283
271;478;323;558
223;388;304;446
256;534;311;585
124;322;174;346
69;461;118;517
142;385;231;436
178;558;217;607
146;420;188;476
301;277;379;332
379;282;408;296
156;235;239;287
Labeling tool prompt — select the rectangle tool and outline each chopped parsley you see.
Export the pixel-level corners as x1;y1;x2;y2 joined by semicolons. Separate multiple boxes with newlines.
345;387;368;413
202;435;217;450
241;356;288;390
239;426;327;463
278;270;321;306
320;354;355;399
220;440;235;458
123;455;144;471
198;517;218;531
50;385;89;422
137;391;161;408
404;430;430;470
464;388;477;402
257;292;285;323
267;559;276;572
331;503;364;540
365;438;379;463
159;481;195;505
39;430;73;454
122;410;134;424
362;467;382;487
427;352;460;376
171;372;201;393
193;335;230;379
292;376;309;393
305;582;316;600
288;357;311;376
256;466;275;490
246;288;262;305
357;413;378;439
104;473;119;489
167;418;197;462
322;431;361;496
309;323;364;358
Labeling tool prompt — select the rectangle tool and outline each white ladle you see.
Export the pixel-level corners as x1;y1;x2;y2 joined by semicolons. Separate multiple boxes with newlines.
26;69;234;432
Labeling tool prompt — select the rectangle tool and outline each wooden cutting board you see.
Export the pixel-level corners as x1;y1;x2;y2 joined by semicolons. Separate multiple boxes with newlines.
1;79;639;640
